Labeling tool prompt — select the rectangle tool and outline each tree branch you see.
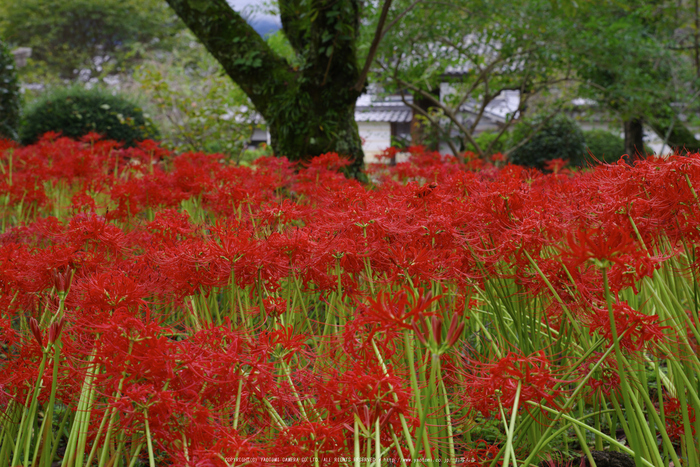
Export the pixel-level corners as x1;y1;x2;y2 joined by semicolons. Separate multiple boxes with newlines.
279;0;306;53
354;0;394;92
164;0;294;118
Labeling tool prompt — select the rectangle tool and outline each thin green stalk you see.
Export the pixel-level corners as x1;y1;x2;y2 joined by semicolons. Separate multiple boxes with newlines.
530;403;655;467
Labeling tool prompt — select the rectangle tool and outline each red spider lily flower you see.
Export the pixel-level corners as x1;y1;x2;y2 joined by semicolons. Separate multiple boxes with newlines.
273;421;347;465
663;393;697;441
461;440;501;467
361;287;439;333
460;351;567;419
28;317;43;348
312;360;412;433
262;297;288;318
415;182;438;199
74;270;149;313
51;266;73;296
261;325;309;363
412;313;465;354
562;225;642;270
48;316;66;344
586;301;670;352
544;158;568;174
577;352;621;401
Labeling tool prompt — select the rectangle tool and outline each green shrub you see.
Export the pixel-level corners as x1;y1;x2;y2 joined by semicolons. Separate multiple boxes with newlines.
583;129;625;164
20;86;159;146
465;129;508;156
0;40;21;140
508;114;586;170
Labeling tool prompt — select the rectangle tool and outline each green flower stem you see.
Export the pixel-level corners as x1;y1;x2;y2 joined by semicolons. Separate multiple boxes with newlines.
570;423;595;467
501;381;522;467
602;267;643;466
233;373;244;430
47;405;72;467
622;357;682;467
12;351;48;467
529;403;655;467
410;346;437;462
371;338;415;456
389;425;409;467
438;376;456;467
126;442;144;467
144;411;156;467
37;341;63;467
354;417;361;467
520;339;615;467
375;417;381;467
524;250;586;341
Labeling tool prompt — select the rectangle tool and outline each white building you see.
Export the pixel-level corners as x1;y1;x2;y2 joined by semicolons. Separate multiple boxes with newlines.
249;89;521;164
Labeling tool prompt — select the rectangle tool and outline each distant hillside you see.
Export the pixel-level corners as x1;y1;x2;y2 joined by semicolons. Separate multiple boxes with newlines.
250;17;281;37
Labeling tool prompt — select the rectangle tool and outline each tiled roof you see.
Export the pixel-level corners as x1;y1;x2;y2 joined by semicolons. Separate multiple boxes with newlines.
355;108;413;123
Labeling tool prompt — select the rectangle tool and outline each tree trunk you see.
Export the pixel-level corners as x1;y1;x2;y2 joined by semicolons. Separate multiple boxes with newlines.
268;100;365;178
164;0;366;178
623;117;645;162
411;89;440;151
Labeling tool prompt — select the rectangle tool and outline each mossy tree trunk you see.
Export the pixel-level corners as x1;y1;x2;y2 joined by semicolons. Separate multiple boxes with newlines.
164;0;386;178
623;117;644;161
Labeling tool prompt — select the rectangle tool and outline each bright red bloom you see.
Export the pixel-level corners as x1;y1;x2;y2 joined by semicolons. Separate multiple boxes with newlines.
586;301;670;352
460;351;566;418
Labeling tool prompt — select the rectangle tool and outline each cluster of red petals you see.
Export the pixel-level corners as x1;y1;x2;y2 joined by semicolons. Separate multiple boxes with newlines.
2;134;700;463
586;301;671;352
460;351;564;418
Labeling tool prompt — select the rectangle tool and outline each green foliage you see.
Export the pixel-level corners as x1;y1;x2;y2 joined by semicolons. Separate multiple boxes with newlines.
567;0;700;150
508;114;585;170
132;33;257;161
367;0;574;158
583;129;626;164
0;40;20;140
264;30;300;68
465;130;508;156
20;86;159;146
0;0;183;82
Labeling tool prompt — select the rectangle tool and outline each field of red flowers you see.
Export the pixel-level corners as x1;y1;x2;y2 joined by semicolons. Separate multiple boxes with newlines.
1;133;699;467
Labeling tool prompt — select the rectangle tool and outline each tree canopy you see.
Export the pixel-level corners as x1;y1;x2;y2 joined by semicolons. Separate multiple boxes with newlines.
0;0;183;82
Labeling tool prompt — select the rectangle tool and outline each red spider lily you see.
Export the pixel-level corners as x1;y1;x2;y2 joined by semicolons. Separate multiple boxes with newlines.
415;182;438;199
461;440;502;467
74;270;149;313
50;266;73;295
460;351;567;418
586;301;670;352
312;359;412;433
412;313;465;353
362;287;439;331
663;393;697;441
28;317;43;348
577;352;621;401
562;225;641;270
273;421;348;466
260;325;309;363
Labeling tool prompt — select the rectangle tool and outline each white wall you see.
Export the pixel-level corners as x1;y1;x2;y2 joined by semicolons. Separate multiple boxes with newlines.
358;121;392;163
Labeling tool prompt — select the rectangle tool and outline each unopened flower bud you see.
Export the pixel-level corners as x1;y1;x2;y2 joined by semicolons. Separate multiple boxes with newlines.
48;317;66;344
29;317;43;347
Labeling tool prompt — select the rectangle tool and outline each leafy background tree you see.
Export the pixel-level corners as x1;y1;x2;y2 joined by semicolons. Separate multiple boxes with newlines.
4;0;700;171
0;0;184;83
366;0;577;161
564;0;700;157
132;33;259;160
